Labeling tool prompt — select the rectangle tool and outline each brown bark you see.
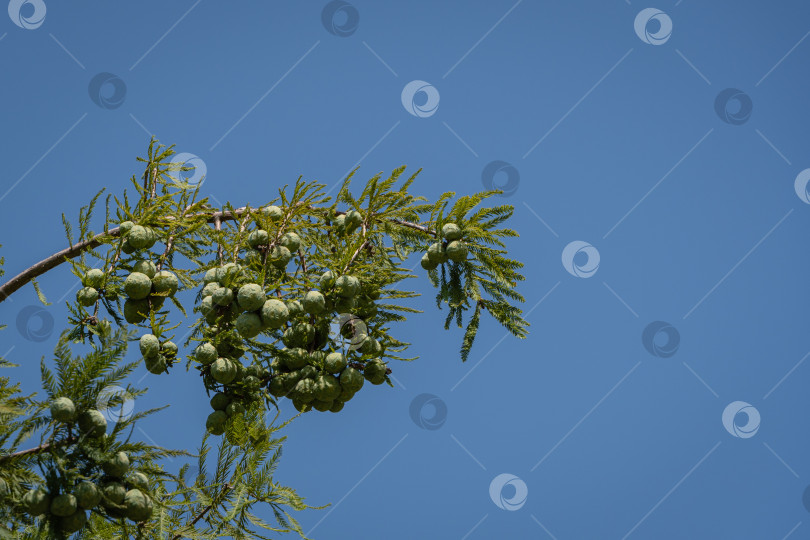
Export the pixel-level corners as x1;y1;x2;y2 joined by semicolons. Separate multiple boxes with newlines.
0;436;78;463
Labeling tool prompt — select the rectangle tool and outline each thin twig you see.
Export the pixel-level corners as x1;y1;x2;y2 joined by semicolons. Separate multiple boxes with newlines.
214;215;224;265
93;243;123;320
170;483;233;540
157;236;174;273
157;203;194;272
342;240;370;275
260;245;271;290
232;213;251;262
150;166;157;199
341;219;370;274
295;249;309;281
105;239;124;277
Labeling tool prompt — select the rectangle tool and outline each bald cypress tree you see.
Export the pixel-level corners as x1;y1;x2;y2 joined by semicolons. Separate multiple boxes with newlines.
0;140;527;538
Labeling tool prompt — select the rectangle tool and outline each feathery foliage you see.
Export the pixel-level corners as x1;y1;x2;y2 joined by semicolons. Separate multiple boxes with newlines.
0;139;527;537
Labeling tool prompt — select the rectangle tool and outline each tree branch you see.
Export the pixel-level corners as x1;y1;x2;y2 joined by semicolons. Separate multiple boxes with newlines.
295;248;309;281
341;220;371;274
0;206;435;304
343;239;370;275
0;436;78;463
170;483;233;540
0;227;122;302
387;218;435;236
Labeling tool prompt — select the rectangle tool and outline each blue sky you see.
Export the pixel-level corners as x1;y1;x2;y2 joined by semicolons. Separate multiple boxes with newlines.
2;1;810;538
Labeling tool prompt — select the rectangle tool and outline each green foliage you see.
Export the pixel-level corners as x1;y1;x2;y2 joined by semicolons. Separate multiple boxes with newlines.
0;138;527;538
0;325;316;539
0;358;40;531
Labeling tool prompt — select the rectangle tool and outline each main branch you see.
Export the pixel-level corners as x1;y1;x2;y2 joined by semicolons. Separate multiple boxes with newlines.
0;207;434;303
0;436;78;463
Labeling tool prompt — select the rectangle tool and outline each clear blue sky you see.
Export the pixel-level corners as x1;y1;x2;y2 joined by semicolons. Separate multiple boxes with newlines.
2;1;810;538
